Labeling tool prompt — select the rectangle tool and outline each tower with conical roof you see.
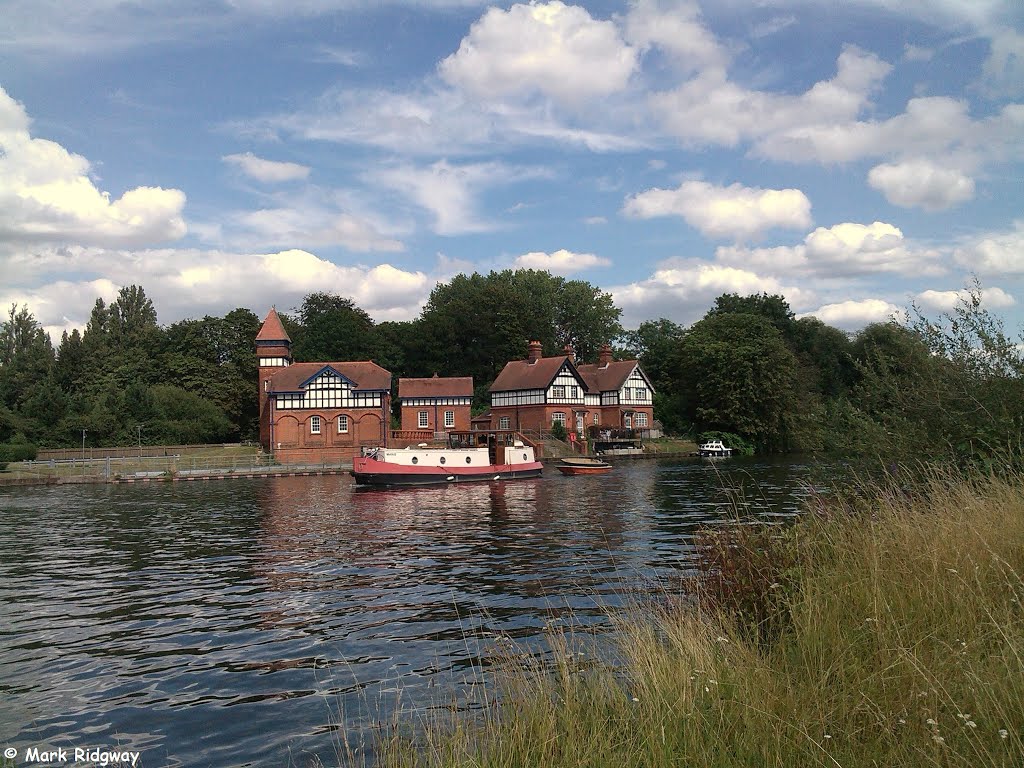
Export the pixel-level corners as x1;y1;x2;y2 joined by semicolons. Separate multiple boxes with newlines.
257;307;292;450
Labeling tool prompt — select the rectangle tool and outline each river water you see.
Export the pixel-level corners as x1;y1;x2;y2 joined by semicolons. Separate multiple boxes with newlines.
0;457;821;767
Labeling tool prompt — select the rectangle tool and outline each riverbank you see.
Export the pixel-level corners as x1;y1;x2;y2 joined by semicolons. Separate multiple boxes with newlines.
377;468;1024;768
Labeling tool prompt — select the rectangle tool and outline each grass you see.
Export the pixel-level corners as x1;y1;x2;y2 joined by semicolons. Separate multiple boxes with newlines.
370;467;1024;767
642;437;698;454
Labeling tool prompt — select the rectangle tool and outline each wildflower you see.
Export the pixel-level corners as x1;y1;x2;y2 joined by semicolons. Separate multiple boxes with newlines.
999;729;1009;739
927;719;937;726
898;719;906;725
933;735;945;745
966;721;977;728
823;734;832;740
715;636;729;643
631;697;639;703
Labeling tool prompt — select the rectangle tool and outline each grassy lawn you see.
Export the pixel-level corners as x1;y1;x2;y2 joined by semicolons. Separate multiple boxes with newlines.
643;437;698;454
374;468;1024;768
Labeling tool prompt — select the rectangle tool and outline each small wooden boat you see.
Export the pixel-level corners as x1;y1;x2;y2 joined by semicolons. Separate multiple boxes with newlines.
557;457;612;475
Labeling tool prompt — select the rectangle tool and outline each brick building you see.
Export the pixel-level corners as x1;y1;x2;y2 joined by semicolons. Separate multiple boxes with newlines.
487;340;654;436
397;375;473;434
257;308;391;464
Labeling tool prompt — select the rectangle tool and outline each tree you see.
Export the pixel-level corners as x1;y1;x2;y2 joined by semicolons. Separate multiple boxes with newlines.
291;293;378;363
672;313;800;451
706;292;797;340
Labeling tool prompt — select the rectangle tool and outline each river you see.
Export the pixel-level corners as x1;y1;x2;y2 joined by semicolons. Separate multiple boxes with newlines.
0;457;822;767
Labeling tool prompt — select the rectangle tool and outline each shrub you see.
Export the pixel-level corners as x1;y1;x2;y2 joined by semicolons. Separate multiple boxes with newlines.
0;442;38;465
550;420;568;442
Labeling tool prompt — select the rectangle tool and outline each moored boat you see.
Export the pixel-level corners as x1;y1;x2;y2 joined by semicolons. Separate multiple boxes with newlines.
556;457;612;475
351;430;543;487
697;439;733;457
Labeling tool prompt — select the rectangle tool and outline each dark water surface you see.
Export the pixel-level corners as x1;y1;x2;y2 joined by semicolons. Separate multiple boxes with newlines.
0;457;820;767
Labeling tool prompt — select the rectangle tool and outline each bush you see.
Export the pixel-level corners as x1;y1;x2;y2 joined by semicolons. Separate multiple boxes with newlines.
550;420;568;442
0;442;38;470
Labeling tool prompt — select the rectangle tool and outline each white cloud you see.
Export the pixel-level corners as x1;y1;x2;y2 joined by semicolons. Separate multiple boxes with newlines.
438;1;638;105
0;86;186;247
867;159;975;210
513;249;611;275
622;180;812;241
1;246;436;337
368;160;549;235
982;30;1024;98
953;222;1024;275
915;286;1015;311
622;0;728;73
610;261;813;326
800;298;901;329
903;43;934;62
227;207;405;252
715;221;943;277
222;152;310;183
650;46;891;148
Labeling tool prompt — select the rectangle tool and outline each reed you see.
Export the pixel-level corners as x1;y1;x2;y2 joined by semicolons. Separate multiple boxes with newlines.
372;467;1024;768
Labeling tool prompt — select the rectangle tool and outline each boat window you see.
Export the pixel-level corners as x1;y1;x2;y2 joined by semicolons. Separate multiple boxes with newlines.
440;456;446;464
466;456;472;464
523;453;528;461
412;456;418;464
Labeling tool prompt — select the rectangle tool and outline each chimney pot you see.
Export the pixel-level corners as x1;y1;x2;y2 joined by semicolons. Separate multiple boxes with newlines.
527;340;543;364
562;344;576;364
598;343;613;368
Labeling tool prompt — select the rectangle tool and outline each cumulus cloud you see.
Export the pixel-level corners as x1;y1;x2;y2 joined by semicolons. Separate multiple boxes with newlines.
650;46;891;148
0;86;186;247
622;0;728;72
368;160;550;235
623;180;812;241
981;29;1024;98
915;286;1015;311
715;221;943;278
1;246;436;338
953;222;1024;275
513;248;610;275
222;152;310;183
610;260;813;326
867;159;975;210
800;298;901;329
439;1;638;105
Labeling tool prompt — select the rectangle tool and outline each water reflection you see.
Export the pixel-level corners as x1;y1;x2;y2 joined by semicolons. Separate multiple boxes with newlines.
0;458;818;767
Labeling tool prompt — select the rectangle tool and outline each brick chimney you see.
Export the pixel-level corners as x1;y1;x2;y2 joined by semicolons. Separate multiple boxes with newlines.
527;340;543;364
598;343;613;368
562;344;576;364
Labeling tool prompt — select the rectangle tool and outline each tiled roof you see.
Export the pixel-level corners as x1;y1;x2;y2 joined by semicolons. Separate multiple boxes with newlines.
269;362;391;392
576;360;640;392
256;308;291;342
399;376;474;399
489;356;581;392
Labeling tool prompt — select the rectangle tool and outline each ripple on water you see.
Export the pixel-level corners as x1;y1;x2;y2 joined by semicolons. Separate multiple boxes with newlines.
0;459;817;765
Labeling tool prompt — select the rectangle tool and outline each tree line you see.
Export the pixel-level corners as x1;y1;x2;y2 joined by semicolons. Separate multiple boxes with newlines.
2;271;1021;466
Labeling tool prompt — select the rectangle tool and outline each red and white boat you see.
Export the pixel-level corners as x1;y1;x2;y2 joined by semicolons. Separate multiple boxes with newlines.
556;457;613;476
351;431;543;487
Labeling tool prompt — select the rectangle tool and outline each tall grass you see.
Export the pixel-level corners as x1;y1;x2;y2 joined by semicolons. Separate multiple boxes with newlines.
373;468;1024;767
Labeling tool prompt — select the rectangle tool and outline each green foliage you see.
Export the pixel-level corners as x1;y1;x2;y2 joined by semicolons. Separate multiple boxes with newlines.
673;313;800;451
550;420;568;441
697;430;754;456
0;442;38;463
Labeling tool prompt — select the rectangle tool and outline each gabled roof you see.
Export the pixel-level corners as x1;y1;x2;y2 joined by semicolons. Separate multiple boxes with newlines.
576;360;653;393
489;356;588;393
269;361;391;393
398;376;474;399
256;308;291;343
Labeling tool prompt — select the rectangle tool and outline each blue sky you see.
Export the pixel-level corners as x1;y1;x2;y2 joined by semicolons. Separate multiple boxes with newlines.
2;0;1022;339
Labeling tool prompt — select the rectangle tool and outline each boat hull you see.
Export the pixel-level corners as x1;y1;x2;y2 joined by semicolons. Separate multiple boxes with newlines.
556;464;612;475
351;458;543;487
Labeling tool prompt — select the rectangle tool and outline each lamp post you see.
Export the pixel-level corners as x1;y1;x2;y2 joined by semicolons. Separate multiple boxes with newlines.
81;429;87;459
136;424;143;459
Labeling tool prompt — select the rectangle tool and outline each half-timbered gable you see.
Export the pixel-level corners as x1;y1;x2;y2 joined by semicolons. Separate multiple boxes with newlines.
576;344;656;432
256;308;392;464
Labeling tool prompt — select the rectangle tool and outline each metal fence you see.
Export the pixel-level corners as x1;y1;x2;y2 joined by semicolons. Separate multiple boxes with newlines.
2;453;279;482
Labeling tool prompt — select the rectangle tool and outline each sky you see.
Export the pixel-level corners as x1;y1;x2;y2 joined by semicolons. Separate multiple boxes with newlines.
2;0;1023;342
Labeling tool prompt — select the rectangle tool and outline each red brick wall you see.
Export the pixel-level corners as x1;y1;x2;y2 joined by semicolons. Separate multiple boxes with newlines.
269;406;387;464
399;403;472;432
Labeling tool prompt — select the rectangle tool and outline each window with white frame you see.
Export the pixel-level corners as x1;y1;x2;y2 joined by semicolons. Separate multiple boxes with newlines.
310;415;321;434
551;385;565;398
552;412;566;425
418;411;429;428
593;413;599;424
498;416;510;430
635;387;647;401
444;410;455;428
635;412;648;427
338;415;349;433
568;385;579;398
